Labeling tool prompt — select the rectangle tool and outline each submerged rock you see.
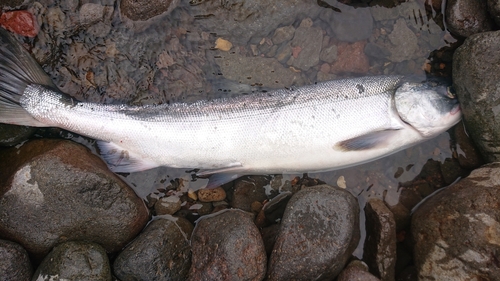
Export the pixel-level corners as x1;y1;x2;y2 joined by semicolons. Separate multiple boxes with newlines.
0;123;36;146
0;239;32;281
0;139;149;259
188;209;266;281
267;184;360;280
120;0;180;21
114;216;193;281
32;241;111;281
453;31;500;163
412;163;500;280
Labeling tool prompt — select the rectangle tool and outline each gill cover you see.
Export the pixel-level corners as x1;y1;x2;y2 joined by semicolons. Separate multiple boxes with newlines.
394;79;460;137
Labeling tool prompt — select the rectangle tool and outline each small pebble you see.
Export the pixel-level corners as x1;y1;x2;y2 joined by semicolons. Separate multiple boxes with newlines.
154;196;182;215
215;38;232;51
198;187;226;202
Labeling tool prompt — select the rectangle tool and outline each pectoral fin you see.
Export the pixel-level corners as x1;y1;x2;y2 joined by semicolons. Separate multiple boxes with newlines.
97;141;158;172
334;129;400;151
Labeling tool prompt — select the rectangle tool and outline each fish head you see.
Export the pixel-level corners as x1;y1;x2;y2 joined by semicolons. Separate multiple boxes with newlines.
394;79;461;137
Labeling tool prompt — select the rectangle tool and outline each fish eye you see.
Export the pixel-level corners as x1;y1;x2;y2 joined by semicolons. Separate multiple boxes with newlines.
446;86;456;98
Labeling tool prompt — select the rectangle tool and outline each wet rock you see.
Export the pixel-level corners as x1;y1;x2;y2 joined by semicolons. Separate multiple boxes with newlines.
190;201;213;215
260;224;280;256
267;185;360;280
120;0;180;21
387;203;410;232
330;41;370;74
364;42;391;59
197;186;226;202
488;0;500;26
439;158;467;185
32;241;111;281
288;18;323;71
114;216;193;281
189;0;321;45
412;163;500;280
0;139;149;259
0;239;32;281
363;198;396;281
319;43;337;64
445;0;494;37
215;51;302;88
453;31;500;162
230;176;269;212
322;1;373;42
154;195;182;215
386;18;418;63
188;209;266;281
0;123;36;146
453;121;483;169
337;260;381;281
0;10;38;37
272;25;295;45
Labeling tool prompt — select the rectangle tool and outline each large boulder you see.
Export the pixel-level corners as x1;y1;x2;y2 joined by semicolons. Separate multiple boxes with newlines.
0;139;149;259
453;31;500;163
412;163;500;280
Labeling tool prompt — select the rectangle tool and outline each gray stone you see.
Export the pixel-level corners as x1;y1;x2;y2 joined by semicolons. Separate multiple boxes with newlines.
0;139;149;260
289;19;323;71
0;239;32;281
0;123;36;146
319;44;337;64
337;260;381;281
114;216;193;281
188;209;266;281
412;163;500;280
120;0;180;21
189;0;322;45
214;50;302;88
445;0;494;37
321;1;373;42
32;241;111;281
453;31;500;162
79;3;113;26
154;195;182;215
387;19;418;62
272;25;295;45
363;198;396;281
267;185;360;280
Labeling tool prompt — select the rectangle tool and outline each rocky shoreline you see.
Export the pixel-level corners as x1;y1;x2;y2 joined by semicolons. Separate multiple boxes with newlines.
1;0;500;280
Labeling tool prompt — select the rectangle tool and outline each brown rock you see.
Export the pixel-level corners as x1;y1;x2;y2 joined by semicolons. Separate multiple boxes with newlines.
188;209;266;281
330;41;369;74
363;198;397;281
197;187;226;202
120;0;180;21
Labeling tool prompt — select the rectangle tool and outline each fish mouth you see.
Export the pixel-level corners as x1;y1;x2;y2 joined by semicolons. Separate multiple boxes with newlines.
450;103;461;115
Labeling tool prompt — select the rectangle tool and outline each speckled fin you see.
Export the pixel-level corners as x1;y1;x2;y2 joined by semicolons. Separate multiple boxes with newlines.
334;129;400;151
97;141;158;172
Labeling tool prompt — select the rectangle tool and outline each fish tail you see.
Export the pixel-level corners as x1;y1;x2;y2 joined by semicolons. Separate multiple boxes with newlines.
0;28;56;127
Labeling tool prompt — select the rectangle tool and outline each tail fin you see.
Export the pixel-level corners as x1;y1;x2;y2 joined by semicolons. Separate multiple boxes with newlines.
0;28;56;126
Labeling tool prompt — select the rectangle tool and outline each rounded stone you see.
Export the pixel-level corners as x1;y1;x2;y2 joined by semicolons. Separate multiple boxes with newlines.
0;139;149;259
412;163;500;280
267;184;360;280
188;209;266;281
32;241;111;281
114;216;193;281
197;187;226;202
0;239;32;281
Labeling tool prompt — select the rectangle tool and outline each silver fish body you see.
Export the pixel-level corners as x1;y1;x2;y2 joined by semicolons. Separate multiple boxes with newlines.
0;29;461;187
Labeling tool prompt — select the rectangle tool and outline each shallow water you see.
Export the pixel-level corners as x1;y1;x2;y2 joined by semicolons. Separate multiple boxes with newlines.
7;0;469;258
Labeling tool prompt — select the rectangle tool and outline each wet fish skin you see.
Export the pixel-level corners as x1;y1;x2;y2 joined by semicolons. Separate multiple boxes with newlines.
0;28;461;187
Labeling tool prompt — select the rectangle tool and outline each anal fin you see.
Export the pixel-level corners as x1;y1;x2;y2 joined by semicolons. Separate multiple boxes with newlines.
97;141;158;172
